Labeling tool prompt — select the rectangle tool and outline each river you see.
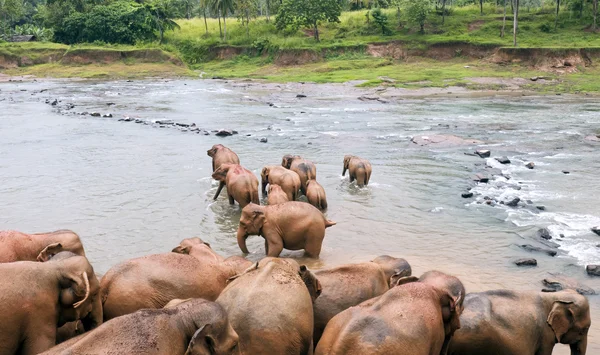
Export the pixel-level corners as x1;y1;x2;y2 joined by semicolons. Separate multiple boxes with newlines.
1;78;599;353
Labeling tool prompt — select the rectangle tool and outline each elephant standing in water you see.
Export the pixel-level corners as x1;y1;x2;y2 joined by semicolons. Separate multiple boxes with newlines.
217;257;321;355
100;238;252;320
0;229;85;262
342;155;372;187
207;144;240;172
236;202;336;258
42;299;239;355
0;252;103;355
306;179;328;210
281;155;317;194
312;256;412;344
212;164;259;208
448;289;590;355
267;184;289;205
316;271;464;355
261;165;301;201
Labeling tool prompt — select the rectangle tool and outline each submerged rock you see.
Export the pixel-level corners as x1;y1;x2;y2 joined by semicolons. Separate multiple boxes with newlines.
90;112;101;117
476;150;491;158
216;130;233;137
514;258;537;266
102;113;113;118
586;265;600;277
537;228;552;240
519;244;557;257
155;120;174;125
562;170;570;175
296;94;307;98
472;173;490;183
525;162;535;169
592;227;600;236
505;197;521;207
495;156;511;164
542;275;596;295
410;135;484;147
259;137;268;143
461;192;474;198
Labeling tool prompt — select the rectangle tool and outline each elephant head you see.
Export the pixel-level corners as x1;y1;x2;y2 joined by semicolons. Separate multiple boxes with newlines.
236;203;266;254
299;265;322;303
261;167;272;194
37;242;66;262
207;144;225;158
49;252;103;331
545;290;590;354
172;237;210;254
173;238;224;263
212;164;232;182
342;155;353;176
371;255;412;287
281;155;300;169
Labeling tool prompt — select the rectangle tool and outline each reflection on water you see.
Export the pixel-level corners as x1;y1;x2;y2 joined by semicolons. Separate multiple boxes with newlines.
0;79;599;353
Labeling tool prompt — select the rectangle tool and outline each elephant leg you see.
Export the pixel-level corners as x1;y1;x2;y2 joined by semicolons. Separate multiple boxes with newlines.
264;239;269;255
228;193;235;205
349;174;355;183
214;181;225;200
303;229;324;258
263;230;284;257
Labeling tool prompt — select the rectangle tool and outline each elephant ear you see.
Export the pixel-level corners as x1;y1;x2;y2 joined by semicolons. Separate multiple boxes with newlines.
185;325;215;355
299;265;322;301
172;245;192;255
392;275;419;287
227;262;259;284
63;271;90;309
37;242;63;262
547;300;574;342
251;209;265;233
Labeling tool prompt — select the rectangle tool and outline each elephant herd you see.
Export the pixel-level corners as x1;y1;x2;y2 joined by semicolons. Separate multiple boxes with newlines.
0;144;591;355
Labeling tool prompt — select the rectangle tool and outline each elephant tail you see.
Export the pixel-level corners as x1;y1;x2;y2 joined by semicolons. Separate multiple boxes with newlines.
325;220;336;228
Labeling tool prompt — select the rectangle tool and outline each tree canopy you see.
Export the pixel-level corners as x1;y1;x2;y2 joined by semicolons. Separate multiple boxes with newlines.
275;0;342;41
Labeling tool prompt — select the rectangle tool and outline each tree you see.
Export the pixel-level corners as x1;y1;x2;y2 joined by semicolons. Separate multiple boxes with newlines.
211;0;234;40
554;0;560;30
236;0;256;37
146;0;181;44
480;0;483;14
371;7;391;35
404;0;431;34
199;0;209;35
0;0;25;37
500;0;506;37
275;0;341;42
513;0;519;47
594;0;598;31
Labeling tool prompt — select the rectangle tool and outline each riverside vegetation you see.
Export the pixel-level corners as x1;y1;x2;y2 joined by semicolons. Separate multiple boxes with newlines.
1;1;600;92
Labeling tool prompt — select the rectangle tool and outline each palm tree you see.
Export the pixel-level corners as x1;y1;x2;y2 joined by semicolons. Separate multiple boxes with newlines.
210;0;234;41
148;0;181;44
199;0;209;35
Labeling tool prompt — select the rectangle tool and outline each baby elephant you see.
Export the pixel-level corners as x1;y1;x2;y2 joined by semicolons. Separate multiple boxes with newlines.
267;184;289;205
212;164;259;208
237;202;336;258
342;155;372;187
42;299;239;355
306;179;328;210
261;165;301;201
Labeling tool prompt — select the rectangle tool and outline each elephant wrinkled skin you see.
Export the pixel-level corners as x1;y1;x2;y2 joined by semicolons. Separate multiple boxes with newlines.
312;256;412;345
42;299;239;355
261;165;301;201
217;257;321;355
281;155;317;194
212;164;259;208
100;238;252;320
0;229;85;263
236;202;336;258
448;289;591;355
267;184;289;205
0;252;102;355
306;179;328;210
342;155;372;187
207;144;240;172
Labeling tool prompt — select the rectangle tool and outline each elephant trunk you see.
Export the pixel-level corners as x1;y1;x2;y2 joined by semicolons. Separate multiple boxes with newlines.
214;181;225;200
237;228;249;254
570;338;587;355
81;295;103;331
342;166;347;177
261;178;268;195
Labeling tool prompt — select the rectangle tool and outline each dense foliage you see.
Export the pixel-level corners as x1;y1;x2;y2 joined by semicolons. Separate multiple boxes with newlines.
0;0;598;45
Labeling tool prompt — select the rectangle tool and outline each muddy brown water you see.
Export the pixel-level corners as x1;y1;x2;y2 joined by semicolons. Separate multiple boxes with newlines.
1;79;599;353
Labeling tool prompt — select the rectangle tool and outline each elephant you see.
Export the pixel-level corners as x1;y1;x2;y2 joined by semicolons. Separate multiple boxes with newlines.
306;179;328;210
212;164;259;208
312;255;412;344
267;184;289;205
281;155;317;194
0;252;102;355
0;229;85;263
216;257;321;355
42;298;239;355
100;238;252;321
236;202;336;258
315;271;465;355
207;144;240;172
447;289;591;355
261;165;301;201
342;155;372;187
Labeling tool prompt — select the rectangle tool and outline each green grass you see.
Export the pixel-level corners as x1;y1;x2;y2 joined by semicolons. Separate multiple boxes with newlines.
4;62;194;79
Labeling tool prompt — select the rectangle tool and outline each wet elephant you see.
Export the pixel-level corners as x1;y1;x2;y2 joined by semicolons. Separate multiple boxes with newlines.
342;155;372;187
207;144;240;172
0;229;85;263
267;184;289;205
100;238;252;320
236;202;336;258
281;155;317;194
306;179;328;210
212;164;259;208
217;257;321;355
261;165;301;201
313;256;412;344
448;289;591;355
42;299;239;355
0;252;102;355
316;270;464;355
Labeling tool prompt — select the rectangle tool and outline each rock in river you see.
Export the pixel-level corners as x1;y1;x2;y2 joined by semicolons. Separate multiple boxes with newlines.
476;150;491;158
216;130;233;137
410;134;483;147
542;274;596;295
505;197;521;207
536;228;552;240
586;265;600;277
592;227;600;236
461;192;474;198
519;244;557;257
495;156;511;164
259;138;268;143
525;162;535;169
472;173;490;183
514;258;537;266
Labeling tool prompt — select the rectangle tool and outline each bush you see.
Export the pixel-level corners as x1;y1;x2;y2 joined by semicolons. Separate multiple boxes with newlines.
539;22;552;33
371;8;392;35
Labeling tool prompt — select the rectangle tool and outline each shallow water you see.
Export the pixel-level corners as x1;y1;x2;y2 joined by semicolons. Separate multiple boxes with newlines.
1;79;599;353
